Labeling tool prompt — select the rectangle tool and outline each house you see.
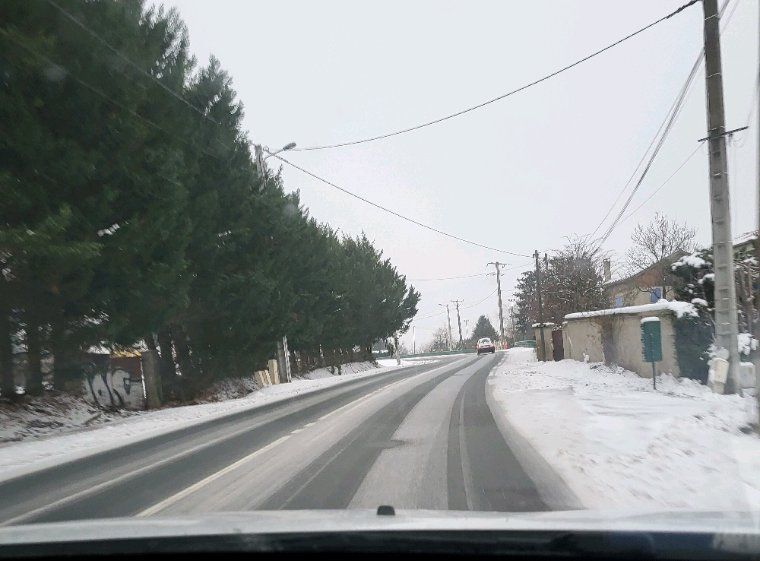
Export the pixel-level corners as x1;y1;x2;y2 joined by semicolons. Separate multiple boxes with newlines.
604;251;688;308
734;230;757;260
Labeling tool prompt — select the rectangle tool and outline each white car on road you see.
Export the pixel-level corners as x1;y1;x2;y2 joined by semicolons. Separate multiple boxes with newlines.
476;337;496;355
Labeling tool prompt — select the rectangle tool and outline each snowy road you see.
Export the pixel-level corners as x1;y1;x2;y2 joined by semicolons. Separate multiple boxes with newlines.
0;353;547;525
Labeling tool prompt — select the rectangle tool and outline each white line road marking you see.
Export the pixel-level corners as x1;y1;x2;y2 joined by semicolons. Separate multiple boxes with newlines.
138;435;292;517
0;419;272;527
3;359;461;526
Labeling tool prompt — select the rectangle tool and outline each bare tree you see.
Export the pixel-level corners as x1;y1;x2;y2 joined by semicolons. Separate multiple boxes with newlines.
542;236;609;322
424;326;450;353
626;213;696;299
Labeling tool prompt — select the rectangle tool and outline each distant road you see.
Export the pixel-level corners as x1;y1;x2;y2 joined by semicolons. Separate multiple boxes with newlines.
0;353;546;525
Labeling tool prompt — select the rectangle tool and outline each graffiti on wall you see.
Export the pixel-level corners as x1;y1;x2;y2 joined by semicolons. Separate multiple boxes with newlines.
83;355;145;410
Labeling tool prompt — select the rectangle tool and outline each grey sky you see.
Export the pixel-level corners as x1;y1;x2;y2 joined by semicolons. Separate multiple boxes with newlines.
156;0;758;349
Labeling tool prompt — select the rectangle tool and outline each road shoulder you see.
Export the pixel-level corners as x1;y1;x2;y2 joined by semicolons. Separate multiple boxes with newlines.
485;352;584;511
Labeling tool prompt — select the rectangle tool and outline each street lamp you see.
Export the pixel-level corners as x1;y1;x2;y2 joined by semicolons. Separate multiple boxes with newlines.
254;142;296;177
263;142;297;161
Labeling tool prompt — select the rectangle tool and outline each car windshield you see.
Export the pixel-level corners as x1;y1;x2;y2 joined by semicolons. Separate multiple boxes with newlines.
1;0;759;556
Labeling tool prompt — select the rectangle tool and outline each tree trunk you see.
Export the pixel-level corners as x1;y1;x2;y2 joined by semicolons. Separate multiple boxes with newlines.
0;305;15;399
25;317;43;396
171;325;199;399
50;314;78;391
157;329;177;398
144;334;157;351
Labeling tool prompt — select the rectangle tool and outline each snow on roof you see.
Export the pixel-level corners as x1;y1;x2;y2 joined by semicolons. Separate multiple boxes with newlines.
565;300;697;321
640;316;661;324
531;322;555;328
672;253;709;270
734;230;758;245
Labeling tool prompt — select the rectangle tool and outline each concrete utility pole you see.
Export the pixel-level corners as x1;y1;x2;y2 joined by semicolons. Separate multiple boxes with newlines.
702;0;741;393
754;0;760;413
452;300;464;349
439;303;453;350
488;262;506;343
534;250;547;361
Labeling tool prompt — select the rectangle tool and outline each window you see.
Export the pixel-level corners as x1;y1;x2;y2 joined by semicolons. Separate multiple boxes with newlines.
650;287;662;303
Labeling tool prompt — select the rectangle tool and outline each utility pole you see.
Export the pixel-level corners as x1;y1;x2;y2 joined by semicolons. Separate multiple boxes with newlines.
702;0;741;393
534;250;547;361
451;300;464;350
439;303;453;350
754;0;760;413
488;262;506;343
255;142;296;383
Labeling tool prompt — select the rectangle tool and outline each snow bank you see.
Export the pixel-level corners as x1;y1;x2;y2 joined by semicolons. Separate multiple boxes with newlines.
488;349;760;511
565;300;697;320
0;360;419;482
302;361;384;379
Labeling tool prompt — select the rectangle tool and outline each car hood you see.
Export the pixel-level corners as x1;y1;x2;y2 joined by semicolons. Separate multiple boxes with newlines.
1;509;759;545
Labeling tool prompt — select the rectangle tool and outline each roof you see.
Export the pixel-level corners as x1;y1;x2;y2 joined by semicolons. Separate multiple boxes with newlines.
565;300;697;320
605;250;689;289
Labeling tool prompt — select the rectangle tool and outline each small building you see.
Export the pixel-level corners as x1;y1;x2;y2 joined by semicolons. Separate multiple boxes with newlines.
604;251;688;308
562;301;698;379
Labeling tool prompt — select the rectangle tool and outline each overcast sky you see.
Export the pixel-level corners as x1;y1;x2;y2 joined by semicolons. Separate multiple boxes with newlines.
155;0;758;349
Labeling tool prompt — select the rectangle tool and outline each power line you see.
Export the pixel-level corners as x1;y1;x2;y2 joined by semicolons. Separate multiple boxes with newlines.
410;262;531;281
294;0;700;152
461;288;499;310
588;47;703;240
44;0;219;126
589;0;738;245
0;28;230;169
410;273;487;282
271;153;533;258
618;142;705;223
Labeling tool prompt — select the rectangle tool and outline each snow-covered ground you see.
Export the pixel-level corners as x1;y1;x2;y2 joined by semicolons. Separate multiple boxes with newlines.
0;359;421;482
488;348;760;511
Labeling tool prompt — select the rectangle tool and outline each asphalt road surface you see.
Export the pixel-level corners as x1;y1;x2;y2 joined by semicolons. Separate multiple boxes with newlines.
0;353;547;525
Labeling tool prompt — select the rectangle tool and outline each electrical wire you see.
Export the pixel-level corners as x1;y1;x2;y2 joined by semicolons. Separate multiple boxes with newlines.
410;261;531;281
618;141;705;223
588;0;739;243
461;288;499;310
271;153;533;258
294;0;700;152
0;28;229;167
410;273;487;282
44;0;220;126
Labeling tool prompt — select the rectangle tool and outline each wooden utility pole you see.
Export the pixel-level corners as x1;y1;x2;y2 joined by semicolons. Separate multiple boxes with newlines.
488;262;506;343
702;0;741;393
439;303;453;350
452;300;464;349
534;250;547;361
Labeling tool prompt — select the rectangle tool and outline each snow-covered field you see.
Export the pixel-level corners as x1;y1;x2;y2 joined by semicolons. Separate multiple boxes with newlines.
488;348;760;511
0;359;419;482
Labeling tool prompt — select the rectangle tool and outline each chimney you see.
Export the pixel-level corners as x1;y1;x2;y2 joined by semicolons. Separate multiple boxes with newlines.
603;259;611;283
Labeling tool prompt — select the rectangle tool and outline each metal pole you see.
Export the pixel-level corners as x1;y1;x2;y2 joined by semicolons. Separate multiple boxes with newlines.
649;332;657;390
702;0;741;393
534;250;547;361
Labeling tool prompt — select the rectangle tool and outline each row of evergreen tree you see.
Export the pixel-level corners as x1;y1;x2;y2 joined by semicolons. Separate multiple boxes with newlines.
0;0;419;399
